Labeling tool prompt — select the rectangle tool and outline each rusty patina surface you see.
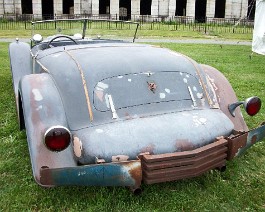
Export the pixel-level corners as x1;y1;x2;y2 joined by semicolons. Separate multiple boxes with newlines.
201;64;248;132
40;160;142;188
227;123;265;160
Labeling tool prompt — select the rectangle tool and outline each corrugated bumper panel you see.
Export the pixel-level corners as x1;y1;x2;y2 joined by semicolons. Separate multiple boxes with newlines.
40;160;142;188
141;139;228;184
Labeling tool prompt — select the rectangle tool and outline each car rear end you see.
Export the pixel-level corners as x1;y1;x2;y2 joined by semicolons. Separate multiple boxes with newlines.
26;43;265;191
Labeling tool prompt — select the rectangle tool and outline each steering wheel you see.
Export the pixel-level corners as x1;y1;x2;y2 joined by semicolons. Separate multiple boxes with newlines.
47;35;77;48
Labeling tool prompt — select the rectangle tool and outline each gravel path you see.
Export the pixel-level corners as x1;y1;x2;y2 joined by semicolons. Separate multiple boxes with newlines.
135;38;252;46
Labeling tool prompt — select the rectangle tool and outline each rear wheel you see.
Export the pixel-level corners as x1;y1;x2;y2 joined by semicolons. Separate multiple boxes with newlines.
18;92;25;130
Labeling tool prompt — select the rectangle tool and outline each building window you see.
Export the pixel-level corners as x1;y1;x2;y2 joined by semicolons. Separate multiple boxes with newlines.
22;0;33;14
175;0;187;16
119;0;131;20
42;0;54;19
247;0;256;20
214;0;226;18
195;0;207;22
63;0;74;14
99;0;110;14
140;0;152;15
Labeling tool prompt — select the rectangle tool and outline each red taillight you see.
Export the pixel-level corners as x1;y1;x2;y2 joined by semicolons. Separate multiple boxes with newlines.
44;126;71;151
244;96;261;116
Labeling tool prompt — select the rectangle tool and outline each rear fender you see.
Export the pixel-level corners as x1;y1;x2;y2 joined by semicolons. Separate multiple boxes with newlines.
9;41;32;127
200;64;248;131
19;73;76;186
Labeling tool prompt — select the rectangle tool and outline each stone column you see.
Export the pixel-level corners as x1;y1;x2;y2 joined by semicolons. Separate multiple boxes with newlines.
168;0;176;17
131;0;140;21
74;0;81;15
241;0;248;18
226;0;246;19
81;0;92;14
110;0;119;19
151;0;159;16
15;0;22;14
230;0;244;18
206;0;215;18
54;0;62;16
32;0;42;16
0;0;4;14
3;0;15;13
158;0;169;16
186;0;195;19
91;0;99;15
225;0;233;18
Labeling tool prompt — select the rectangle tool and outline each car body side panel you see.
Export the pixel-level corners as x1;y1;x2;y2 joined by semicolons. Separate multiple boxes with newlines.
19;73;76;185
200;64;248;132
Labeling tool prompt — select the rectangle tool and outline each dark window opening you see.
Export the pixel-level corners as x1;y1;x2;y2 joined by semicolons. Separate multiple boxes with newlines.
195;0;207;23
140;0;152;15
247;0;256;20
99;0;110;14
63;0;74;14
42;0;54;19
22;0;33;14
214;0;226;18
175;0;187;16
119;0;131;20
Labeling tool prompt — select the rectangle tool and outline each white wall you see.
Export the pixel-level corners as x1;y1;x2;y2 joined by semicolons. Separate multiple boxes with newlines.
0;0;252;19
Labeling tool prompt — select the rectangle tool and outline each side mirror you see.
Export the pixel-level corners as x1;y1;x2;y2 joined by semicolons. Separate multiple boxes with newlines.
228;96;261;117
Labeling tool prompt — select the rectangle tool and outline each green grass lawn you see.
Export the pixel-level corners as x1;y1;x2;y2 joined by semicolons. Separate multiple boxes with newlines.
0;20;253;41
0;42;265;211
0;29;253;41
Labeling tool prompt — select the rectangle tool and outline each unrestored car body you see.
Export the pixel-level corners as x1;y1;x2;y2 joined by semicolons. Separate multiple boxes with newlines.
9;19;265;193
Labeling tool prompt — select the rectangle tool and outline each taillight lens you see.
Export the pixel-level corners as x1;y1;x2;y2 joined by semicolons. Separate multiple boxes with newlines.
44;126;71;151
244;96;261;116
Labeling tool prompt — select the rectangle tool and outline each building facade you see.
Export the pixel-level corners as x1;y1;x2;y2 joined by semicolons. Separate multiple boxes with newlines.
0;0;256;21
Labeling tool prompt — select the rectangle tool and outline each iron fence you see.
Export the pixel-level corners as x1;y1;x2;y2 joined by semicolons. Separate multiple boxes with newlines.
0;14;254;34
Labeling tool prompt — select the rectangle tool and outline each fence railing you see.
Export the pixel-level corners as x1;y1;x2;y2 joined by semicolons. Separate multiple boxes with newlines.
0;14;254;34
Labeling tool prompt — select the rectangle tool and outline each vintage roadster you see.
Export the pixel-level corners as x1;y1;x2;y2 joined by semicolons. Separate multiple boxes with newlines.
9;19;265;194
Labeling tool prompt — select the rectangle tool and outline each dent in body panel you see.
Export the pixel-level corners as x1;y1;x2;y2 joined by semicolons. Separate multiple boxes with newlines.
32;89;43;101
175;139;194;151
112;155;129;162
205;74;220;108
193;115;207;127
73;136;83;158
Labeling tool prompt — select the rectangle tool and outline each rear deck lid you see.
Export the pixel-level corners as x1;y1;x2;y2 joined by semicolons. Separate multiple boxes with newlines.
75;109;234;164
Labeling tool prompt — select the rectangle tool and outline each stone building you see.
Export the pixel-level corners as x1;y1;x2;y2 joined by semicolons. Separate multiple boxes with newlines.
0;0;256;21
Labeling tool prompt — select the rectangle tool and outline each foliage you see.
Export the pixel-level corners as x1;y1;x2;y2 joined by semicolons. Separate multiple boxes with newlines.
0;42;265;211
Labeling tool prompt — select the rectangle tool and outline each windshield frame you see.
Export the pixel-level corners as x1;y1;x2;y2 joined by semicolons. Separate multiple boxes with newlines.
31;18;140;43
